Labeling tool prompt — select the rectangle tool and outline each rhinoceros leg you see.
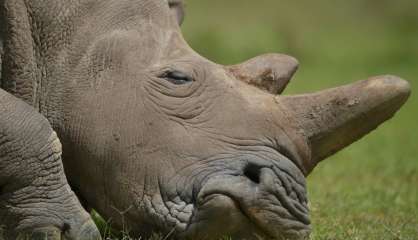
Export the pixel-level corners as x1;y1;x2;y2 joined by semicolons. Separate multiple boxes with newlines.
0;89;101;240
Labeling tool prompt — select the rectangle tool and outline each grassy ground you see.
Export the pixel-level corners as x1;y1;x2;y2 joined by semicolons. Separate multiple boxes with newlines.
95;0;418;239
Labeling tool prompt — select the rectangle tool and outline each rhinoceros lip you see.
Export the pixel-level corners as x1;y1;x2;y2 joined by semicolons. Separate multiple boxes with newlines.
196;192;310;240
196;181;310;239
196;192;274;239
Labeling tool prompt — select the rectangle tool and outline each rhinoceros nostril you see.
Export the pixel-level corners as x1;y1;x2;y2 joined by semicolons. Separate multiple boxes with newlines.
62;222;71;232
243;163;262;184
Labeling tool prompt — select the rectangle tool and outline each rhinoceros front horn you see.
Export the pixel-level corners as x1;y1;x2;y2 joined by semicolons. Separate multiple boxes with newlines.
278;75;411;174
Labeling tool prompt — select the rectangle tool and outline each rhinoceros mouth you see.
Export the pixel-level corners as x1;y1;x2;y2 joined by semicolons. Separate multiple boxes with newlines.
188;162;311;239
196;192;310;239
192;193;274;239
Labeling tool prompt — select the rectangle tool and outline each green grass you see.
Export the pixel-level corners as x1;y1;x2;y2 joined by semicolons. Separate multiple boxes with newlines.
94;0;418;239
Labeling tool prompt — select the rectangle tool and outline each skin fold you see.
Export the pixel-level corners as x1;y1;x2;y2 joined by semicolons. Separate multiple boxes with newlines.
0;0;411;239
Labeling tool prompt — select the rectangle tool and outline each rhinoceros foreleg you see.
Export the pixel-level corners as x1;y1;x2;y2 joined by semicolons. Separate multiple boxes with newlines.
0;89;101;240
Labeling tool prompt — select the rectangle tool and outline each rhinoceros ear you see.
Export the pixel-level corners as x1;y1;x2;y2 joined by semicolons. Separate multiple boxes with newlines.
168;0;185;25
0;4;4;84
0;0;37;105
0;33;3;85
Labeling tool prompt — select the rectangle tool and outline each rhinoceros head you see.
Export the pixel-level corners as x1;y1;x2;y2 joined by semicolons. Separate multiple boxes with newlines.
17;0;409;239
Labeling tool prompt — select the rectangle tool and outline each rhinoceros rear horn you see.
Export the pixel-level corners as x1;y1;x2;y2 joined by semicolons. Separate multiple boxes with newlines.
279;75;411;174
227;54;299;94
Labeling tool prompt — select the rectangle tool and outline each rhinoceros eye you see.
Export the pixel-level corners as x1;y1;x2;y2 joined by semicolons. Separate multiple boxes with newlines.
159;70;194;85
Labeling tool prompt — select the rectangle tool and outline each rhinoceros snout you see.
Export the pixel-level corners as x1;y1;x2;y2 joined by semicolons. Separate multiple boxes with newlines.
187;158;310;240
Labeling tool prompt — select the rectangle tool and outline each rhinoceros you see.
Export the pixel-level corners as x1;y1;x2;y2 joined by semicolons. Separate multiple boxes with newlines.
0;0;411;239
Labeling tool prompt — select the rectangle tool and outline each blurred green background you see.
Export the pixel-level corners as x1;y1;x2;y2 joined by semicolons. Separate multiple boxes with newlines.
182;0;418;239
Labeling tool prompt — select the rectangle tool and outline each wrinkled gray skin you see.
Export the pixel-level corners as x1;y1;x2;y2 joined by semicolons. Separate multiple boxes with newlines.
0;0;411;239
